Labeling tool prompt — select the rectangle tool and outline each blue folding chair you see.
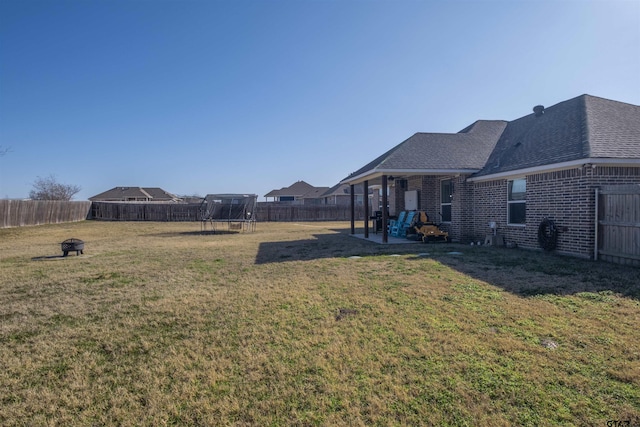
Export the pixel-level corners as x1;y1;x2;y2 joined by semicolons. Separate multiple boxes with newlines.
395;211;417;237
388;211;407;235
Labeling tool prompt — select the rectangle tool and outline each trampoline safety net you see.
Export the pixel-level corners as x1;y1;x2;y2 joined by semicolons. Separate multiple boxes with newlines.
199;194;257;232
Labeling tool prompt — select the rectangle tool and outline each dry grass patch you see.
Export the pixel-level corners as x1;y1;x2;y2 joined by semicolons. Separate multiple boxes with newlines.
1;221;639;426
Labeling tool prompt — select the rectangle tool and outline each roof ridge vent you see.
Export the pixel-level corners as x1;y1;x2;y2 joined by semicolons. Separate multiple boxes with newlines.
533;105;545;117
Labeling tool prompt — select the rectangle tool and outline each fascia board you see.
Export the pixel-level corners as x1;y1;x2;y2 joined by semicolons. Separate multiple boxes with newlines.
468;158;640;182
341;169;479;185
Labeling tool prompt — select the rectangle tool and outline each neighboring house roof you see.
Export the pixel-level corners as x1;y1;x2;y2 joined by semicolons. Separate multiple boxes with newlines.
301;186;331;199
321;183;366;197
89;187;181;202
474;94;640;179
342;120;508;184
264;180;317;197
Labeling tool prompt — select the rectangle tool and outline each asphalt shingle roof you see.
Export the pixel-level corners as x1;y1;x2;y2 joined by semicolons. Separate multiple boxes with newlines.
343;120;507;181
343;94;639;183
475;94;640;177
320;183;369;198
301;187;331;199
264;180;317;197
586;95;640;158
89;187;179;201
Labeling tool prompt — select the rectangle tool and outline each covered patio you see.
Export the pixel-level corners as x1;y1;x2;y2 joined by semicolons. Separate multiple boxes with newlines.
340;121;507;243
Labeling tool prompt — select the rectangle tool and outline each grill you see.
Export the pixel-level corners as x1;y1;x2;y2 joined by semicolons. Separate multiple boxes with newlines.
61;238;84;257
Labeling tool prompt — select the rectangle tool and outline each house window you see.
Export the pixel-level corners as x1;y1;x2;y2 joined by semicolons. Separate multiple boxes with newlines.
441;179;452;222
508;179;526;224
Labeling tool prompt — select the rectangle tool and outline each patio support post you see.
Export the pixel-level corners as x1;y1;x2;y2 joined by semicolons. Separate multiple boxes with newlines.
382;175;388;243
350;184;355;235
364;180;369;238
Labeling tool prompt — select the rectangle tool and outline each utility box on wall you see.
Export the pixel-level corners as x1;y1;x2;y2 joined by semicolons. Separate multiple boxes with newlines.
405;190;419;211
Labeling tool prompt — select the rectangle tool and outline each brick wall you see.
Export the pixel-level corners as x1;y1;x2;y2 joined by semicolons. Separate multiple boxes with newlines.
526;168;592;256
471;179;511;244
471;166;640;258
378;166;640;254
401;175;471;242
387;183;396;216
456;175;475;242
419;176;438;217
393;180;406;216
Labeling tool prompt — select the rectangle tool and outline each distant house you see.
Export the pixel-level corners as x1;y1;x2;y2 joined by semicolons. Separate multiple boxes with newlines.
264;181;328;204
300;186;332;205
341;94;640;260
264;181;373;206
320;183;370;206
89;187;182;202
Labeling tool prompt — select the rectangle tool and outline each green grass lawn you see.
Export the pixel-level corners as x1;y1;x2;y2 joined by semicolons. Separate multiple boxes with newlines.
1;221;639;426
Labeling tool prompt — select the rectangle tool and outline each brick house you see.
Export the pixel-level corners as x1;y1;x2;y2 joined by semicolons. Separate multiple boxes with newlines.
300;186;333;205
319;183;370;206
264;181;370;206
264;181;329;204
341;94;640;259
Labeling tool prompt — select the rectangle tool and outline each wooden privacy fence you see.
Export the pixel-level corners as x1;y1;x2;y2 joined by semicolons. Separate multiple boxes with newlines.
0;200;91;228
256;204;369;222
89;202;369;222
596;185;640;266
90;202;202;221
1;201;370;226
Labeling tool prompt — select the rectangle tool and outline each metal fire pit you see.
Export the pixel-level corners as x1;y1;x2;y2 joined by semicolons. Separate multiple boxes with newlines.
61;238;84;257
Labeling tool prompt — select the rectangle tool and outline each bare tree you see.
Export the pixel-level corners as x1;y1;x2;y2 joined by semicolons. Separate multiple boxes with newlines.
29;174;81;201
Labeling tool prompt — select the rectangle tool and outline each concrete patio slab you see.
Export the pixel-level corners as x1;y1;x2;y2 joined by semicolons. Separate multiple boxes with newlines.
349;233;422;245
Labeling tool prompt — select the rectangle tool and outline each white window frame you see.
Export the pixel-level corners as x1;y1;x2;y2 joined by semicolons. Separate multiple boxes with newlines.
507;178;526;225
440;178;453;223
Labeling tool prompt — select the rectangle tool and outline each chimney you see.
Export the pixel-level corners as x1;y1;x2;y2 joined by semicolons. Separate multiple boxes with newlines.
533;105;545;117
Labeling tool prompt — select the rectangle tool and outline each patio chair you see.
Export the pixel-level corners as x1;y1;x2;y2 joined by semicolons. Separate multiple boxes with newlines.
388;211;407;235
394;211;418;237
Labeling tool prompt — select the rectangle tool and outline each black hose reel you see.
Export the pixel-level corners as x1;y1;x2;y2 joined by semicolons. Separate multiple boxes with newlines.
538;218;558;251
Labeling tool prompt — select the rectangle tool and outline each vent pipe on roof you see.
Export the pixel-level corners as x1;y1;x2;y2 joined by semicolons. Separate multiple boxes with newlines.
533;105;545;117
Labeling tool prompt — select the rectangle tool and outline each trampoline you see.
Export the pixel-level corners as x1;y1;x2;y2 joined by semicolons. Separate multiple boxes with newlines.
199;194;257;233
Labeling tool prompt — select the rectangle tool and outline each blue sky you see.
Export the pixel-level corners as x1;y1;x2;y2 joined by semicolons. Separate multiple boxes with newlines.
1;0;639;200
